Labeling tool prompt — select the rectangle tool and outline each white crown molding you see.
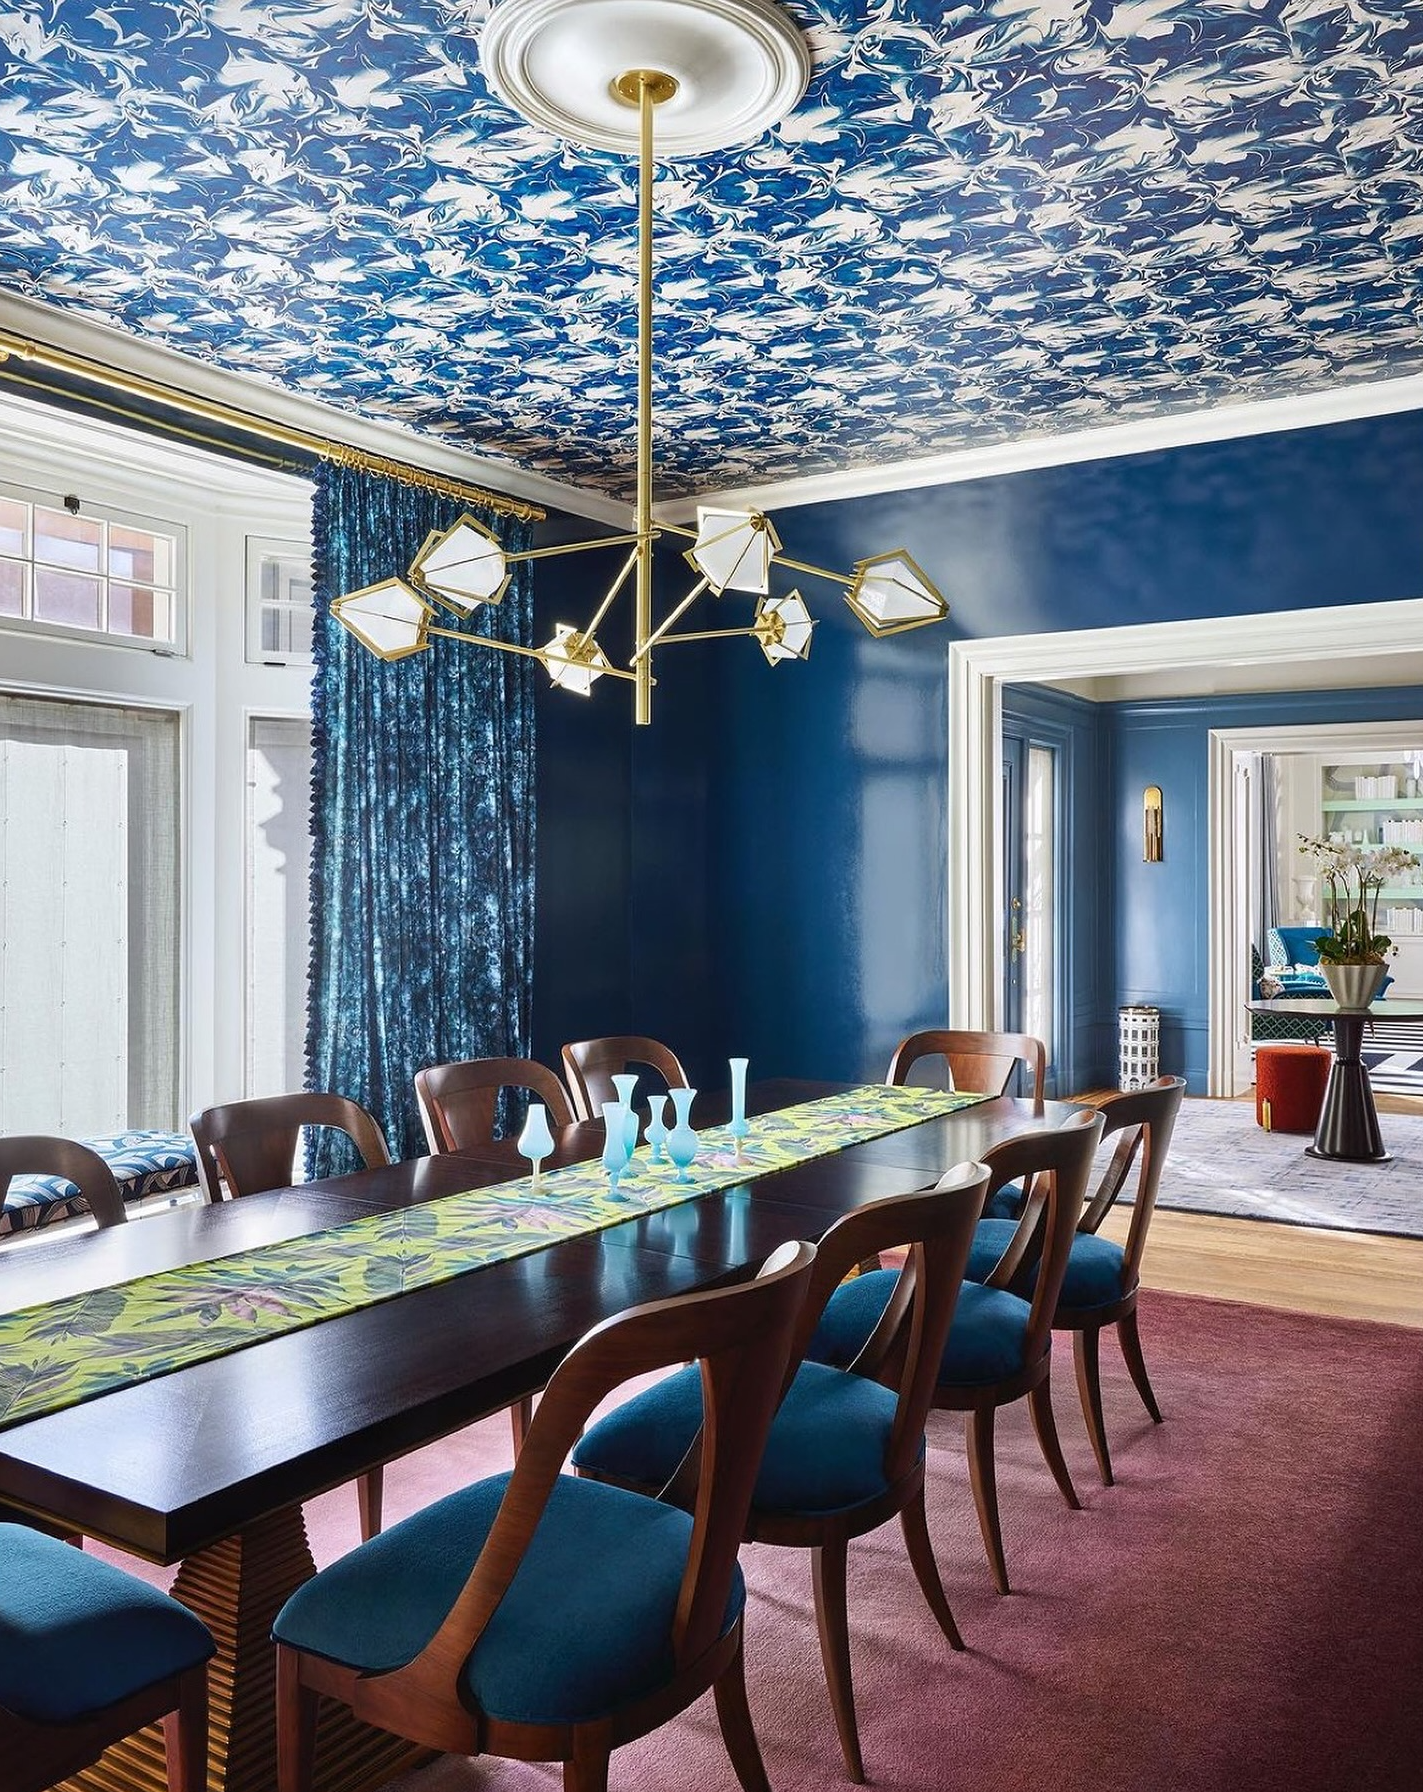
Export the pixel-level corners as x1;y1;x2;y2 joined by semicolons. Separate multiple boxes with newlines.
0;292;632;528
947;596;1423;1048
659;374;1423;522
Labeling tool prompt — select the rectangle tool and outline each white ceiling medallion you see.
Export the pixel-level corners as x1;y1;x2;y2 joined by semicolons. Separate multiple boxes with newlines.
480;0;811;156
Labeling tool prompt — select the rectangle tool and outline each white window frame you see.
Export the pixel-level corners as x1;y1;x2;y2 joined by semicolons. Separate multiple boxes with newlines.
242;708;313;1099
245;536;313;666
0;475;189;658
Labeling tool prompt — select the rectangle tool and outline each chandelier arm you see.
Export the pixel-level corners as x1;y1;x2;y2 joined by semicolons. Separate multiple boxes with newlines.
655;625;758;646
427;624;640;682
581;544;642;639
769;553;853;585
506;531;646;564
629;576;710;662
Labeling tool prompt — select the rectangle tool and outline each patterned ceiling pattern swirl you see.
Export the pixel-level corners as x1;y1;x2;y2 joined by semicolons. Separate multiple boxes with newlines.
0;0;1420;497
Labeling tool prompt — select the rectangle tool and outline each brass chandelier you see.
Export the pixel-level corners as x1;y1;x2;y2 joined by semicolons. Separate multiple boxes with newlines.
332;0;947;726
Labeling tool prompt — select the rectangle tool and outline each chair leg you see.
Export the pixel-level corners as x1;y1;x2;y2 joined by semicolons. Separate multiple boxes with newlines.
1073;1326;1114;1487
1118;1307;1163;1423
965;1406;1010;1596
510;1393;534;1454
357;1466;384;1542
898;1484;965;1650
713;1629;772;1792
275;1646;319;1792
163;1665;209;1792
564;1731;612;1792
810;1534;865;1784
1028;1378;1082;1512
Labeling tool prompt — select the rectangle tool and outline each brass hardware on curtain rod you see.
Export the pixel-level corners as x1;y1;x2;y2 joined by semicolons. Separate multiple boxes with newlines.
332;0;949;725
0;328;545;523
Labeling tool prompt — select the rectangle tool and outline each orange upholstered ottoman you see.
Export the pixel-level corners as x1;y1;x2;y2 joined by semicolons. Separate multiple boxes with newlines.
1255;1043;1332;1133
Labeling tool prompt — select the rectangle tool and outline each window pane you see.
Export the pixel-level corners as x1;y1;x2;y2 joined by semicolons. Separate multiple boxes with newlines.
0;498;28;558
35;506;102;572
0;559;23;617
246;717;313;1098
109;583;171;641
35;568;102;629
109;524;172;587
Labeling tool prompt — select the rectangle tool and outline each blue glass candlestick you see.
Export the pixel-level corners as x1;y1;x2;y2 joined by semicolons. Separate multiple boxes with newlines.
601;1101;632;1196
610;1073;641;1154
728;1057;750;1157
645;1092;669;1162
666;1087;698;1184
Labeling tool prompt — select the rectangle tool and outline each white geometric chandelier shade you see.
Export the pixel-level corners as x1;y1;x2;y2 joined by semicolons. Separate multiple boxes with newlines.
331;0;948;721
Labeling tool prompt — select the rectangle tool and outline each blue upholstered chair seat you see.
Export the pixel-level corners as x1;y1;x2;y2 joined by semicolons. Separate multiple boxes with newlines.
0;1523;214;1724
273;1472;743;1727
982;1181;1025;1221
964;1221;1128;1311
809;1269;1034;1387
572;1360;904;1516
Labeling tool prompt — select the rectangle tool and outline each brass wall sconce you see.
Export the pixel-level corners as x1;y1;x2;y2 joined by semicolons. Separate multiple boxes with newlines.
1144;786;1164;861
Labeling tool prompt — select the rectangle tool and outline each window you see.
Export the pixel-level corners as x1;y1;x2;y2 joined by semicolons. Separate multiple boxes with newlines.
0;694;180;1134
246;538;313;664
245;716;312;1097
0;489;181;648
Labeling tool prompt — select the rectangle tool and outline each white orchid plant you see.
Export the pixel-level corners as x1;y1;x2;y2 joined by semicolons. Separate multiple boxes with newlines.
1296;835;1421;963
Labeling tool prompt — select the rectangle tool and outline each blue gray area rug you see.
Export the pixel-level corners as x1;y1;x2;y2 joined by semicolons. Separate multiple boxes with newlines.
1362;1020;1423;1098
1148;1098;1423;1241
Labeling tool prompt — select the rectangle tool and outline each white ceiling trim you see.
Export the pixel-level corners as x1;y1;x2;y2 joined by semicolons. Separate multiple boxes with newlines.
659;374;1423;522
0;292;631;528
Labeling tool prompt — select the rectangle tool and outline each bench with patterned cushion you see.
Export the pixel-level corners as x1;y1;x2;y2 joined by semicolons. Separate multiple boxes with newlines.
0;1131;199;1236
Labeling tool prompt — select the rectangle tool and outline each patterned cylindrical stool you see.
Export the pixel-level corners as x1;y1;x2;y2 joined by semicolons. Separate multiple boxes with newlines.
1255;1043;1332;1133
1118;1006;1160;1091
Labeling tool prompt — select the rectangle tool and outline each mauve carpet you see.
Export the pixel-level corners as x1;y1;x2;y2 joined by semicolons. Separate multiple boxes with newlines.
94;1291;1423;1791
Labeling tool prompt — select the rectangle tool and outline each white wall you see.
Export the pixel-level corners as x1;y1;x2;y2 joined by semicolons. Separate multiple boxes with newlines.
0;391;313;1117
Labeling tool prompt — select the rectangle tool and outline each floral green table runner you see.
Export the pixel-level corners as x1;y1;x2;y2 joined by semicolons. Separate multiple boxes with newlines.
0;1085;987;1431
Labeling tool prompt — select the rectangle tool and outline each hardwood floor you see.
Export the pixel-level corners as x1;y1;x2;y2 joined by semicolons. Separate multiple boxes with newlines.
1080;1086;1423;1330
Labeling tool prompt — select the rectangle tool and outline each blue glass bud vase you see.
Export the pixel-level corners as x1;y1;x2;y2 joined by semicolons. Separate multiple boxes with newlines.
611;1073;641;1155
728;1057;750;1157
645;1092;669;1162
601;1101;632;1196
516;1102;555;1189
666;1087;699;1184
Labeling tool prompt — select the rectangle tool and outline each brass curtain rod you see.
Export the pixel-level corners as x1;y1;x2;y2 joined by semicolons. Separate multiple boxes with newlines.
0;328;546;523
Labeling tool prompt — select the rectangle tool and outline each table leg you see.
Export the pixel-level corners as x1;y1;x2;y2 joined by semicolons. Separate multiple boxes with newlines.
59;1506;432;1792
1308;1012;1388;1163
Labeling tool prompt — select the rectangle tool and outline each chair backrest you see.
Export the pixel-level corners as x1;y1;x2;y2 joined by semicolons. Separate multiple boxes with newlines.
352;1240;816;1739
886;1028;1046;1105
1269;925;1330;969
1076;1077;1186;1291
974;1112;1105;1367
561;1035;689;1123
189;1093;390;1200
415;1057;575;1153
797;1164;990;1483
0;1136;126;1230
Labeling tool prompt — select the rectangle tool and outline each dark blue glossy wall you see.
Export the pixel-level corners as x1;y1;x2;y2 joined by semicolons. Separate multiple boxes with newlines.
1107;685;1423;1093
700;411;1423;1088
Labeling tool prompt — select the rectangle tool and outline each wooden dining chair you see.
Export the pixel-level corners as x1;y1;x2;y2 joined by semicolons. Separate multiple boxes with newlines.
273;1240;816;1792
0;1522;214;1792
810;1113;1104;1595
886;1027;1047;1103
573;1165;990;1783
560;1035;689;1123
188;1091;391;1539
0;1135;127;1232
415;1056;575;1152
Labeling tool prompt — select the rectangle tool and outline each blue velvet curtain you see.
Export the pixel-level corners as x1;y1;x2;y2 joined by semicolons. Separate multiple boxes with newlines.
306;461;536;1171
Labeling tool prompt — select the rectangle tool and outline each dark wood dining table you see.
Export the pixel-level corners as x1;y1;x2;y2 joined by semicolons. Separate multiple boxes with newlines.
0;1079;1078;1792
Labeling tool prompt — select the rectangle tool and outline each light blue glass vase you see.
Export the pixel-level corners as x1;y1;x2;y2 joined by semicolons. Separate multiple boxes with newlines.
601;1101;632;1196
728;1057;750;1156
516;1102;555;1188
610;1073;641;1154
645;1092;669;1162
666;1086;698;1184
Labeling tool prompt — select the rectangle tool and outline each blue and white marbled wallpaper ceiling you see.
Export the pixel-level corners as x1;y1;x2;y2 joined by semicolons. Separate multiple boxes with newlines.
0;0;1420;499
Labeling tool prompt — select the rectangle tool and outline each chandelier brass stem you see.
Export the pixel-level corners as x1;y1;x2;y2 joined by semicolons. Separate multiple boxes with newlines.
633;71;670;725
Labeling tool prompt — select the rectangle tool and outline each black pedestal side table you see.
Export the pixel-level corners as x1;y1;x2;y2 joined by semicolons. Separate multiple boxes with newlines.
1247;998;1423;1163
